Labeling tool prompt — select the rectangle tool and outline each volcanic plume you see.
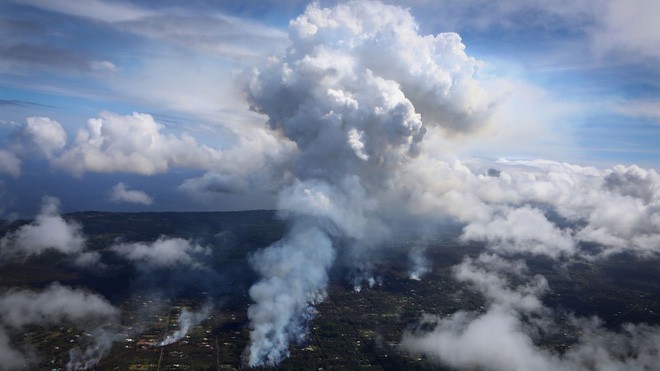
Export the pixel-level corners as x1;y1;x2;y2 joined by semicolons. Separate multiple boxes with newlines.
243;1;491;366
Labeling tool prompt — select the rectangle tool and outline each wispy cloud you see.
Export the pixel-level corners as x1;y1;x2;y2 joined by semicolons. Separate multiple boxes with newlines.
11;0;152;22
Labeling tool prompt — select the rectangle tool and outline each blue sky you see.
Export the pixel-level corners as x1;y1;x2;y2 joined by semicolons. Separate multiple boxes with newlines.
1;0;659;216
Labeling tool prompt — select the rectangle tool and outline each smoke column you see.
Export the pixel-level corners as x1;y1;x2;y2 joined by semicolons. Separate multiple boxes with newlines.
66;327;122;371
158;305;211;346
243;1;489;366
408;245;431;281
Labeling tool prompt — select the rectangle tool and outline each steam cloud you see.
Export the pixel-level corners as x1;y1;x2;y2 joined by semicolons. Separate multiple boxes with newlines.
109;182;154;205
0;283;119;370
243;0;491;366
242;0;660;367
111;236;210;268
157;305;212;347
0;196;87;260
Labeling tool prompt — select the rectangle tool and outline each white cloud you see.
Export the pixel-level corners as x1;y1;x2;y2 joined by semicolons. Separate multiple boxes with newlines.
90;60;118;73
110;236;210;268
53;111;222;175
109;182;153;205
460;206;576;259
397;157;660;260
0;116;67;178
239;1;659;364
13;0;153;22
22;116;67;158
402;306;558;371
0;196;86;259
245;0;493;363
0;283;118;328
590;0;660;63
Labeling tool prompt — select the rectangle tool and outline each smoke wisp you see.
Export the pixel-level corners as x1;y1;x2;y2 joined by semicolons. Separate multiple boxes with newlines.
0;196;87;261
158;305;212;347
408;244;431;281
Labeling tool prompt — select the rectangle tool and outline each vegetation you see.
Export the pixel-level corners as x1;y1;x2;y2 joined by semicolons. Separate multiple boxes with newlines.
0;211;658;370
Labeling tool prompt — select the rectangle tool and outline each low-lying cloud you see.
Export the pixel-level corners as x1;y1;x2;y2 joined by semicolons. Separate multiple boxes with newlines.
0;196;86;260
401;252;660;370
109;182;154;205
111;236;210;268
398;159;660;259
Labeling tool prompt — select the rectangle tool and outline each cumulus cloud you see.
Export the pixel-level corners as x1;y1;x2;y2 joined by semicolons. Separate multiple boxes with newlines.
397;158;660;260
460;206;575;259
119;11;288;63
0;196;87;260
0;116;67;177
109;182;154;205
239;1;660;366
239;0;508;364
48;111;295;200
242;0;500;364
53;111;222;176
20;116;67;158
110;236;210;268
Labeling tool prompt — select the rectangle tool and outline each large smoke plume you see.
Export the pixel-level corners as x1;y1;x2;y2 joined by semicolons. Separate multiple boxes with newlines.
243;1;491;366
242;0;660;367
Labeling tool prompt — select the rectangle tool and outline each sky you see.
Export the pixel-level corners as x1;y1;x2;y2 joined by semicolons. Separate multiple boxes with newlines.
0;0;659;216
